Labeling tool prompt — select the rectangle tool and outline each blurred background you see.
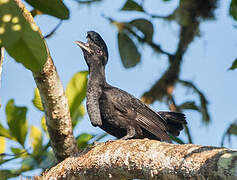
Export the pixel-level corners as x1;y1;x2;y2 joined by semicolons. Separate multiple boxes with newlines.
0;0;237;178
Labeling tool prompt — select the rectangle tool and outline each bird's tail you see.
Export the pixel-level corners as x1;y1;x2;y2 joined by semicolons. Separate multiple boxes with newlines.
158;111;187;136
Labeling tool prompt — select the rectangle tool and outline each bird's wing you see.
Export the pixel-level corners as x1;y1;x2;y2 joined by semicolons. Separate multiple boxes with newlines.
107;88;171;142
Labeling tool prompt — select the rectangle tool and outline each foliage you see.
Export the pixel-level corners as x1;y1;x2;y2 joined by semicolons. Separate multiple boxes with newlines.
0;0;47;72
0;0;237;178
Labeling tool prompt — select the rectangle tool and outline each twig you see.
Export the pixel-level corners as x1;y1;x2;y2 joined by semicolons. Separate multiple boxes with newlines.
44;20;63;39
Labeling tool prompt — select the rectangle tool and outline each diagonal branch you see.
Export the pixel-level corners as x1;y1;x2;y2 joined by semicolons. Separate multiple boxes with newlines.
40;139;237;180
15;0;78;162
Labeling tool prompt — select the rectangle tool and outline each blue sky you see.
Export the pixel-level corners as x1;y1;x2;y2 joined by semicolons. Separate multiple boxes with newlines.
1;0;237;174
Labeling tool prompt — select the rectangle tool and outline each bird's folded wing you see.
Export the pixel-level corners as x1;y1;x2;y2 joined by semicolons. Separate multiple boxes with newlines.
111;96;171;142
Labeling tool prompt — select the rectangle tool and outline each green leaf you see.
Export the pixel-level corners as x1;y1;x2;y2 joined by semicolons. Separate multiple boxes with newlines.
121;0;144;12
41;116;47;133
11;147;25;155
178;101;200;111
129;18;154;41
66;71;88;127
0;0;47;72
0;123;13;140
6;99;28;147
30;125;43;155
32;88;44;111
21;157;36;170
221;121;237;146
0;137;5;154
179;80;210;124
227;123;237;136
230;0;237;20
25;0;69;20
229;58;237;70
169;135;185;144
118;32;141;68
76;133;93;149
0;170;19;179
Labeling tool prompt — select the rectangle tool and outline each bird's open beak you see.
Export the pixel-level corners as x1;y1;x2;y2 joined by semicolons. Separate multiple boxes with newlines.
75;41;92;53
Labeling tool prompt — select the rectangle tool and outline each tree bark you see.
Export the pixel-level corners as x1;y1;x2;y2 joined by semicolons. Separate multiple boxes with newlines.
41;139;237;180
15;0;78;162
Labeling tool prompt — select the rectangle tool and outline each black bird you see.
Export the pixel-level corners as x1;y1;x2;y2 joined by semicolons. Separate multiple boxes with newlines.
75;31;187;143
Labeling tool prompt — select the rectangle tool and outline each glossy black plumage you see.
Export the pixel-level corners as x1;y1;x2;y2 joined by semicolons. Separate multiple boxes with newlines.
75;31;187;142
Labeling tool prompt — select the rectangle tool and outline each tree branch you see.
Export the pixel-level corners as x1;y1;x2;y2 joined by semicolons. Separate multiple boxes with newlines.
15;0;78;162
40;139;237;179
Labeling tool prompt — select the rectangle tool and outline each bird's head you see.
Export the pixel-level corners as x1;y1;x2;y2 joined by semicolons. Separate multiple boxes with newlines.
75;31;108;67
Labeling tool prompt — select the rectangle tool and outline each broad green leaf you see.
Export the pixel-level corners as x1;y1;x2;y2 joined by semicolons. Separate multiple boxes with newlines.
21;157;36;170
71;104;85;127
230;0;237;20
32;88;44;111
0;170;19;179
6;99;28;147
129;18;154;41
30;125;43;155
41;116;47;133
0;123;13;140
66;71;88;127
121;0;144;12
25;0;69;20
0;137;5;154
0;0;47;72
11;147;27;156
229;58;237;70
76;133;93;149
118;32;141;68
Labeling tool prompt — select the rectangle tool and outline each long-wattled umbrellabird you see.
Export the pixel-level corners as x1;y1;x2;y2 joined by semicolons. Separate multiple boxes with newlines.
75;31;187;143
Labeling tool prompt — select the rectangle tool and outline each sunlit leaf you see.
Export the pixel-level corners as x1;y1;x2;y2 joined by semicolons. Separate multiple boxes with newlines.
25;0;69;20
30;126;43;155
76;133;93;149
118;32;141;68
129;18;154;41
0;137;5;154
121;0;144;12
6;99;28;147
32;88;44;111
41;116;47;133
11;147;26;156
0;123;13;140
229;58;237;70
0;0;47;72
66;71;88;127
230;0;237;20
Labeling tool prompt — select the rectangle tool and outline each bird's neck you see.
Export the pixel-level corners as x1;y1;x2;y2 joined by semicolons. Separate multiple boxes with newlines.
88;64;106;87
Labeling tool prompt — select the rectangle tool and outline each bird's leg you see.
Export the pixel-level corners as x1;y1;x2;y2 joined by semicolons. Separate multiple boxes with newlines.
120;126;136;140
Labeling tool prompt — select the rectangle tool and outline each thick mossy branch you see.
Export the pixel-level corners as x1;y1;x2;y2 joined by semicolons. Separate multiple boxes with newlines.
41;139;237;180
15;0;78;162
